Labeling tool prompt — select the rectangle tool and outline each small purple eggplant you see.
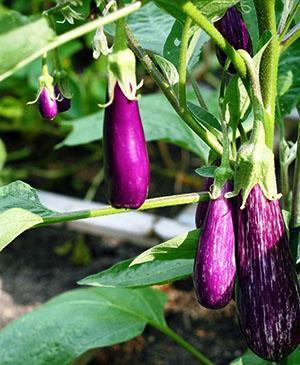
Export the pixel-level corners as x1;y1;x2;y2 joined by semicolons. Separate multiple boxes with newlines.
195;177;213;228
103;82;150;209
38;87;58;120
236;184;300;361
54;84;71;113
214;6;252;73
194;181;236;309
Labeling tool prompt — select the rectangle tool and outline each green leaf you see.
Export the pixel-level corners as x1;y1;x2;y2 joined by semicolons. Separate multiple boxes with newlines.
0;208;42;251
195;166;217;178
0;138;7;171
278;39;300;116
79;230;199;288
59;93;210;160
0;287;167;365
0;180;56;217
0;12;55;78
187;101;222;131
240;0;259;52
127;3;174;55
230;347;300;364
153;54;179;86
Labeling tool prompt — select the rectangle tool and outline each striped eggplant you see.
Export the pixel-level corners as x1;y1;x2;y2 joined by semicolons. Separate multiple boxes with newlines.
103;82;150;209
214;6;252;73
236;184;300;361
194;181;236;309
195;177;213;228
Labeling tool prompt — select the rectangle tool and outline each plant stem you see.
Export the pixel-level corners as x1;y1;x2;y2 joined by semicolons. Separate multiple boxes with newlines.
179;17;192;112
281;23;300;53
178;1;247;79
157;325;213;365
125;27;223;156
188;71;208;110
39;192;209;226
254;0;279;149
0;2;143;82
290;111;300;260
114;0;127;51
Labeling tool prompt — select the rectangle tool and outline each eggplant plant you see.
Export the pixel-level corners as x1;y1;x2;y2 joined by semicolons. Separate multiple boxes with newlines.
0;0;299;365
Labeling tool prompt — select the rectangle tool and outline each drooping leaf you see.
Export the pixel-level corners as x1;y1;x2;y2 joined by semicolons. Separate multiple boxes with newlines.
58;92;210;160
0;287;167;365
0;12;55;79
195;166;217;178
153;54;179;86
79;230;199;288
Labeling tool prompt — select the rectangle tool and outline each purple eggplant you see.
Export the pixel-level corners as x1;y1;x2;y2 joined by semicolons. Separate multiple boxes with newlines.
103;82;150;209
195;177;213;228
236;184;300;361
38;87;58;120
214;6;252;73
54;84;71;113
194;181;236;309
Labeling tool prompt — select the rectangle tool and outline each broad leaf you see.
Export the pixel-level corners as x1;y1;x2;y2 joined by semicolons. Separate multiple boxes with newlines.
0;208;42;251
59;92;210;160
0;12;55;78
0;287;167;365
79;230;199;288
278;39;300;116
188;101;222;132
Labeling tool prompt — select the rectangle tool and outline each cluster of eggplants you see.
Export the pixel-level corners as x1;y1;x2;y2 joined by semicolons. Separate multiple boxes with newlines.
194;181;236;309
38;84;71;120
214;6;252;73
103;83;150;209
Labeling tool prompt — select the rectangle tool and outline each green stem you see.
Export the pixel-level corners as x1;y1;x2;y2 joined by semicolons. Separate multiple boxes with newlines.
219;63;230;168
290;111;300;260
157;325;213;365
114;0;127;51
179;17;192;112
254;0;279;149
281;24;300;53
188;71;208;110
125;27;223;156
39;192;209;226
48;15;63;71
0;2;143;82
178;1;247;79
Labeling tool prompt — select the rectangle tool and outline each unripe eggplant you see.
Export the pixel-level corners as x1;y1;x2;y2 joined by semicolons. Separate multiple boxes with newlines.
236;184;300;361
194;181;236;309
214;6;252;73
195;177;213;228
103;83;150;209
38;87;58;120
54;84;71;113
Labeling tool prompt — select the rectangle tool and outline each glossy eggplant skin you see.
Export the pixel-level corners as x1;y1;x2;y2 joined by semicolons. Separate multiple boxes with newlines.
194;182;236;309
236;184;300;361
54;84;71;113
214;6;252;73
103;83;150;209
195;177;213;228
38;87;58;120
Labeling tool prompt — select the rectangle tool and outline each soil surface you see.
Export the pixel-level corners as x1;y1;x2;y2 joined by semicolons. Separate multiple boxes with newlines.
0;226;246;365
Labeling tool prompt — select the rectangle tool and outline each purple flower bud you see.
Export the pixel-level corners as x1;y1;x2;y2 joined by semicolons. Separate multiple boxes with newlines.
195;177;213;228
38;87;58;120
214;6;252;73
103;83;150;209
54;84;71;113
194;181;236;309
236;184;300;361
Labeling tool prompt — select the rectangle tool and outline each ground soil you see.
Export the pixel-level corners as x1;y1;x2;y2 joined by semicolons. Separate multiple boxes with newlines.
0;226;246;365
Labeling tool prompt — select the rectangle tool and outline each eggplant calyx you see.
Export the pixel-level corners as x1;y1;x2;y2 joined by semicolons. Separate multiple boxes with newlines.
226;120;281;208
210;166;233;200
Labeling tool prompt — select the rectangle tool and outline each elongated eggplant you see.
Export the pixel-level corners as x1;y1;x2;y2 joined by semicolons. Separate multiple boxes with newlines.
195;177;213;228
38;87;58;120
103;82;150;209
214;6;252;73
236;184;300;361
194;181;236;309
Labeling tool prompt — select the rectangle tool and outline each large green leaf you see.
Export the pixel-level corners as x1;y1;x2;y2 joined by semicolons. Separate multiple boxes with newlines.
79;230;199;288
0;287;167;365
278;39;300;116
0;12;55;77
58;92;210;160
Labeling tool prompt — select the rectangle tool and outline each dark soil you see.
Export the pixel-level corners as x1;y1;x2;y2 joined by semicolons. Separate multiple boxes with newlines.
0;227;246;365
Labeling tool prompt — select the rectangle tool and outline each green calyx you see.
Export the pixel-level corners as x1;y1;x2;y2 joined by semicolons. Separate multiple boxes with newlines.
53;70;72;99
225;120;281;208
27;64;55;104
210;166;234;200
